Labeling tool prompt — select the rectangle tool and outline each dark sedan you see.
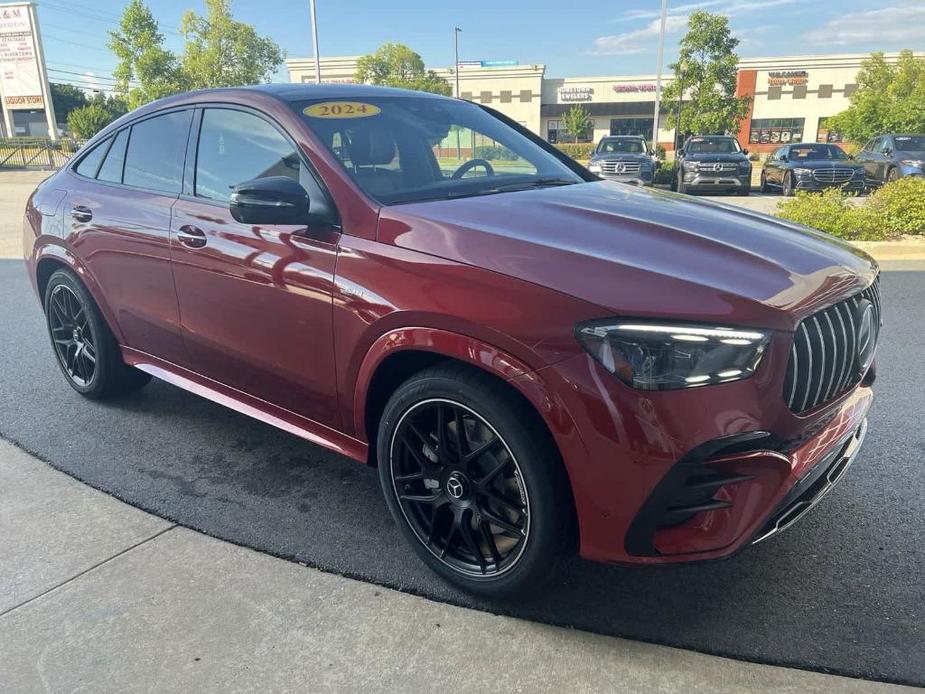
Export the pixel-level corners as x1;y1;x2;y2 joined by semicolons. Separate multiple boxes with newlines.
760;143;865;196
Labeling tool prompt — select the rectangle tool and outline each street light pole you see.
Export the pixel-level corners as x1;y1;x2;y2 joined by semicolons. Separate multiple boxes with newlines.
651;0;668;153
454;27;462;98
675;60;686;153
309;0;321;84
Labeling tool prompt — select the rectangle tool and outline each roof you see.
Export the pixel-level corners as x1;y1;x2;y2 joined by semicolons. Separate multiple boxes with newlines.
242;82;450;101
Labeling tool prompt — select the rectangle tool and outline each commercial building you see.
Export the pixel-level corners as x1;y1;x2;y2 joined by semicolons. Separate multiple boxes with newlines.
286;51;921;151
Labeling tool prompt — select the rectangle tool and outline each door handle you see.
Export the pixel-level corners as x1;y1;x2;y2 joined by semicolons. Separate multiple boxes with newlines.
71;205;92;223
177;225;207;249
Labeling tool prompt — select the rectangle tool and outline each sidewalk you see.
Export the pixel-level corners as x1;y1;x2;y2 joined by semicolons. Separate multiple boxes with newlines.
0;439;916;693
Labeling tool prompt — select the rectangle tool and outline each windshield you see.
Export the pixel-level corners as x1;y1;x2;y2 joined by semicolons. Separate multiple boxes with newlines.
597;138;645;154
291;96;583;204
894;135;925;151
788;144;848;160
685;137;742;154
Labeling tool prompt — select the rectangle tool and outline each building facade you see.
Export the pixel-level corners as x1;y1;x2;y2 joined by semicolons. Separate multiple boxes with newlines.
286;52;920;151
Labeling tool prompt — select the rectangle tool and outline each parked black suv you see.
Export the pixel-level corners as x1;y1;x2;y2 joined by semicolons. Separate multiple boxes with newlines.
588;135;655;185
856;134;925;186
676;135;751;196
761;143;865;196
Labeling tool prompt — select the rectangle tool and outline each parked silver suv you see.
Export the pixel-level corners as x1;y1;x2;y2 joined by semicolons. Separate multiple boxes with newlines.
587;135;655;185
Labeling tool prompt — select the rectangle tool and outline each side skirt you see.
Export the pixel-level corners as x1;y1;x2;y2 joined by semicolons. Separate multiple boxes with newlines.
121;346;368;463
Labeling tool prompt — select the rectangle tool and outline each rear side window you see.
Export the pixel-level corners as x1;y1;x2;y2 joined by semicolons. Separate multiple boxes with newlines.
194;108;301;202
74;137;111;178
97;129;129;183
123;110;192;194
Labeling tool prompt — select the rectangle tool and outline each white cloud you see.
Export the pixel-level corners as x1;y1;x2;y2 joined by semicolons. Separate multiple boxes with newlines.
595;0;798;56
803;5;925;45
592;14;688;56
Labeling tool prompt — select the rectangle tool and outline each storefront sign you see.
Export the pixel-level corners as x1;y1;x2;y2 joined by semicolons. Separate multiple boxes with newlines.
768;70;808;86
558;87;593;102
612;83;657;93
0;4;44;110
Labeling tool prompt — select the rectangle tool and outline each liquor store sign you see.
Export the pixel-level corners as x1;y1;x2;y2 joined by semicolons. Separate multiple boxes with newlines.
0;4;44;110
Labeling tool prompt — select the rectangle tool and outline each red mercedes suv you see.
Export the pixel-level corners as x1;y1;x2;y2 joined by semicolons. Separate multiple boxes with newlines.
23;85;879;596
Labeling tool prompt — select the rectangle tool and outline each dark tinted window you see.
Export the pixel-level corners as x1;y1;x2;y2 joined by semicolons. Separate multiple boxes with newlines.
123;111;191;193
74;137;111;178
97;129;129;183
195;108;301;202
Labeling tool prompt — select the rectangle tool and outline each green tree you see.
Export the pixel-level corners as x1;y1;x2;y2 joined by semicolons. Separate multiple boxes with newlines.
179;0;284;88
356;43;452;95
88;91;129;120
825;50;925;142
108;0;185;109
67;104;114;139
661;11;750;136
561;104;592;143
49;83;88;124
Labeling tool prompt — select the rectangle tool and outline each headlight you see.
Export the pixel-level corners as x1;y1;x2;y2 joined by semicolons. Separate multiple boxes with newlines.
793;167;812;177
588;162;602;174
682;160;699;171
576;320;771;390
900;159;924;168
853;168;865;177
738;160;751;169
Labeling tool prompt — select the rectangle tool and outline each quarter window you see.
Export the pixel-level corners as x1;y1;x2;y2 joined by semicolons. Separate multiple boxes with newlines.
195;108;301;203
74;136;111;178
97;128;129;184
123;111;191;194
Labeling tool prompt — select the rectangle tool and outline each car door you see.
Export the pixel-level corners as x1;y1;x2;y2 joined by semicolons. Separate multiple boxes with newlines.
876;136;895;180
65;109;192;365
169;106;341;427
856;138;876;183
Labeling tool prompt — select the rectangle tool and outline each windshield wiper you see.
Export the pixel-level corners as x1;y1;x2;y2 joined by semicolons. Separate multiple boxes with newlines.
445;177;579;198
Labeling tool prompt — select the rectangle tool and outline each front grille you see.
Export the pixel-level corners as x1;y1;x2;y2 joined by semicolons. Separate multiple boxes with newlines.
600;160;641;175
813;168;855;183
697;162;738;172
783;277;881;414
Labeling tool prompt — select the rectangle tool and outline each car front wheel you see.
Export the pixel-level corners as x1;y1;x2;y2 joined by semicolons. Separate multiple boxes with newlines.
377;364;574;597
782;172;795;197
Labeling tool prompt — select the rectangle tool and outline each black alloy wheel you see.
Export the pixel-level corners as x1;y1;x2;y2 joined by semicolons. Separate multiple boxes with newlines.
43;268;151;399
760;171;769;193
388;398;530;578
377;364;574;597
48;283;97;387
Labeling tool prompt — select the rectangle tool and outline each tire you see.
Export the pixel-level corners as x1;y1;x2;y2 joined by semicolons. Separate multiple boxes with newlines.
737;182;751;197
376;363;574;598
44;268;151;399
782;172;795;197
676;171;688;195
887;167;900;183
759;172;769;194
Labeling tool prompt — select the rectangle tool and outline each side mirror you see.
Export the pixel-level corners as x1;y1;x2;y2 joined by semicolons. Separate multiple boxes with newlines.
230;176;310;225
780;154;788;162
677;149;685;157
649;149;655;156
884;148;893;156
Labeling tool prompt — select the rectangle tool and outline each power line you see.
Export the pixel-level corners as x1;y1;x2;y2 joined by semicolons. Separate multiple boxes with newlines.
48;68;134;85
42;33;115;53
39;0;184;36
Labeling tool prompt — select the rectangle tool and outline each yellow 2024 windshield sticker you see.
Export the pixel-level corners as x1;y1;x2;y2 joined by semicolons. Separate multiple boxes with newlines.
303;102;381;119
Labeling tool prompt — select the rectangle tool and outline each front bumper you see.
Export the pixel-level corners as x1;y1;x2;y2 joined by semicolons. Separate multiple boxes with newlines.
683;171;750;190
517;340;874;565
597;172;654;186
794;177;865;192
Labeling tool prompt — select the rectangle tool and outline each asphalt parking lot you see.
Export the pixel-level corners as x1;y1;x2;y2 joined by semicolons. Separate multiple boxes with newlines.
0;175;922;686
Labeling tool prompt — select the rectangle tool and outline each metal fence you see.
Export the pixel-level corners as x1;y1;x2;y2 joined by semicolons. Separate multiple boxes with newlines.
0;138;83;170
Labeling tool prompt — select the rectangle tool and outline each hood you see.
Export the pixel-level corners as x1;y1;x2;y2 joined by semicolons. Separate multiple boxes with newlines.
683;152;748;162
378;182;877;331
793;159;864;169
591;152;651;162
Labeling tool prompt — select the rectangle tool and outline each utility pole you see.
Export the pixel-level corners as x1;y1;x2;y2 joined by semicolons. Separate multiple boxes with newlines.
454;27;462;98
651;0;667;154
309;0;321;84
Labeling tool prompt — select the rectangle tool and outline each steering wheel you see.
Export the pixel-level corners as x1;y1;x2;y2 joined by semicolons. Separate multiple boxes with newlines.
451;158;495;179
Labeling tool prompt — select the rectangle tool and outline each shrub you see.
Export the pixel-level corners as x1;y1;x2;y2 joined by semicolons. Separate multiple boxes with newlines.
866;176;925;235
66;104;113;140
775;187;885;241
654;144;666;161
554;142;596;161
748;151;760;161
654;162;677;185
473;144;517;161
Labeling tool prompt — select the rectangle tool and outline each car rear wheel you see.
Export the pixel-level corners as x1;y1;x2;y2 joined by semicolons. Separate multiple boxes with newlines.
376;364;574;597
44;268;151;399
782;172;795;197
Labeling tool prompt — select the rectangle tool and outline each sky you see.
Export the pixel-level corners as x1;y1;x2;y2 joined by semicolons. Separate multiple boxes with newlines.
35;0;925;95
